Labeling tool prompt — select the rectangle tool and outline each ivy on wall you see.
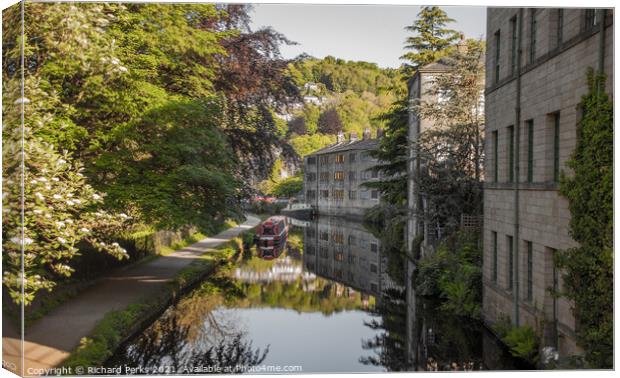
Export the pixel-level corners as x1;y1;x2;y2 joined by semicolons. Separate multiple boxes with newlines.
556;69;613;368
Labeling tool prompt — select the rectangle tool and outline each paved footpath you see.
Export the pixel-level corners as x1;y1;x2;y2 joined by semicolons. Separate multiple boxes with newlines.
2;215;261;376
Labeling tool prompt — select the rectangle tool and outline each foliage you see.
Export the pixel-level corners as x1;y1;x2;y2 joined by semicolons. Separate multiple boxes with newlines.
317;108;344;135
270;175;303;198
369;6;460;209
366;97;409;206
415;39;485;234
291;56;401;94
556;70;613;368
2;3;297;304
2;4;131;304
98;99;241;230
502;326;539;364
284;56;403;157
401;6;460;75
414;231;481;319
288;133;335;157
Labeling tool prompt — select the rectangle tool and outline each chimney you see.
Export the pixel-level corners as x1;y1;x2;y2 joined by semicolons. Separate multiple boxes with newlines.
376;128;384;138
362;128;372;140
457;33;467;53
337;131;345;143
349;132;358;142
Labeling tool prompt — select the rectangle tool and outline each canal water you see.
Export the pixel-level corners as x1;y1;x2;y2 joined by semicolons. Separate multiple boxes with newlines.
107;216;525;373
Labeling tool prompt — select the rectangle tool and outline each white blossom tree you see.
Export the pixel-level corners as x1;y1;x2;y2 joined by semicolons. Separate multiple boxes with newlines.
2;3;131;305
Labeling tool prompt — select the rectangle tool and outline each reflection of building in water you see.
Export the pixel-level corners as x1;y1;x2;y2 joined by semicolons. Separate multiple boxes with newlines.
302;216;397;298
235;256;316;284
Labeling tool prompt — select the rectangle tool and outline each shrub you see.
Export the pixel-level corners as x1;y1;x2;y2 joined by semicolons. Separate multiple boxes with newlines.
502;325;539;364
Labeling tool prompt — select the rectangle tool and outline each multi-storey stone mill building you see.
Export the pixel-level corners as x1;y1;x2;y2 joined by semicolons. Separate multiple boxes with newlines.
303;129;382;218
483;7;613;357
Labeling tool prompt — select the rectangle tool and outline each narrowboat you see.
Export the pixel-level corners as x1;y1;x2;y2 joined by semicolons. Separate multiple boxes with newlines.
255;216;289;259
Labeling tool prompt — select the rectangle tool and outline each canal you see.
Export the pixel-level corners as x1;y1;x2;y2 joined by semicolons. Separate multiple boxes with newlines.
107;216;526;373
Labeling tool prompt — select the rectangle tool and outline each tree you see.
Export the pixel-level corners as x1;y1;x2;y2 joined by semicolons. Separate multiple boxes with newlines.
401;6;460;76
317;108;343;135
270;175;303;198
212;4;301;188
556;70;613;368
414;39;485;233
371;6;460;209
2;4;130;304
287;116;307;136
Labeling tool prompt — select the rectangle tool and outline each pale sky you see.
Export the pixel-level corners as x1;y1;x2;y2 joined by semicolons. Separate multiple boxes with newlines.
250;4;487;68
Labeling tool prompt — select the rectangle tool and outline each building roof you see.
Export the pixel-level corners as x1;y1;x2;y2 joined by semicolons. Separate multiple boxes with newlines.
308;138;379;156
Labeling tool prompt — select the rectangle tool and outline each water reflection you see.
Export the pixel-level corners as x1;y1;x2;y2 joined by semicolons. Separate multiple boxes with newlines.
108;215;521;373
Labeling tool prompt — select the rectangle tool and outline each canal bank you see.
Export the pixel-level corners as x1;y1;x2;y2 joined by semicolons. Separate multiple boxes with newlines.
105;216;527;373
3;215;261;376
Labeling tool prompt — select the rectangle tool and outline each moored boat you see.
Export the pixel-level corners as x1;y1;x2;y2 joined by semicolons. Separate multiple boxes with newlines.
254;216;289;259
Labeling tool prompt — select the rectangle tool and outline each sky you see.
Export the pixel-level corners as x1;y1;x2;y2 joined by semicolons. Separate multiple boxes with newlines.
250;4;487;68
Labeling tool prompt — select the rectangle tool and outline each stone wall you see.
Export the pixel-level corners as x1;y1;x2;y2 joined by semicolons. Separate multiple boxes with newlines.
483;7;613;357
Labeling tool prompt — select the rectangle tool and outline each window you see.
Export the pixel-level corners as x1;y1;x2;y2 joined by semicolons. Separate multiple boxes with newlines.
306;245;315;255
494;30;501;83
307;157;316;165
349;171;356;181
371;190;379;199
320;232;329;241
319;155;329;165
349;190;357;200
333;189;344;201
319;246;328;258
553;113;560;182
320;172;330;182
371;170;378;179
307;172;316;181
336;154;345;163
361;152;370;161
306;190;316;200
526;120;534;182
335;252;344;261
510;16;517;75
320;190;329;199
526;241;533;302
334;171;345;181
508;126;515;183
370;242;378;253
585;9;598;30
307;227;316;238
529;9;537;62
348;235;357;246
507;235;514;290
360;190;369;200
348;254;356;264
370;264;377;273
349;152;356;162
557;9;564;46
493;131;499;182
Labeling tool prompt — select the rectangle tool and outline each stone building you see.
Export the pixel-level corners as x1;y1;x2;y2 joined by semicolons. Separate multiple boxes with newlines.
304;129;382;218
406;61;452;260
483;8;613;357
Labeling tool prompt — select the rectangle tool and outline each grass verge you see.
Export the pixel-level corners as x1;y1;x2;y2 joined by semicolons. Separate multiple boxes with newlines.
60;224;258;372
